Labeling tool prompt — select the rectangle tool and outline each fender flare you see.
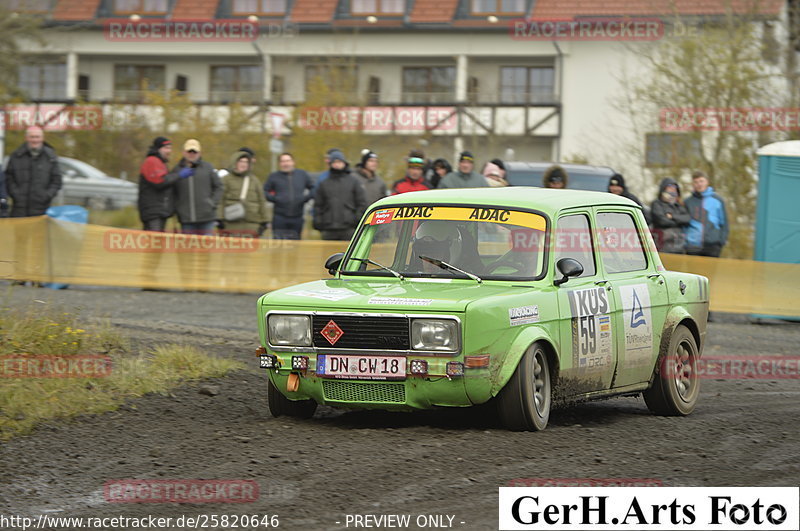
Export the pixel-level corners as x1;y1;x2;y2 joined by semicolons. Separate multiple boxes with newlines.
649;307;700;385
491;325;559;396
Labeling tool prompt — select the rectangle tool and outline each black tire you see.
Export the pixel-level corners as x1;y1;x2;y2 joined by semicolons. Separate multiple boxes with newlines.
267;378;317;419
496;343;552;431
644;324;700;416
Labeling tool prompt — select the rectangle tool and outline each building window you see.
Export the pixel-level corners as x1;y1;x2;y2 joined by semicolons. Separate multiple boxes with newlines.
232;0;287;15
305;65;358;102
471;0;525;15
499;66;555;104
351;0;404;14
2;0;51;12
114;0;168;14
645;133;703;167
18;62;67;100
210;65;263;103
402;66;455;104
271;74;284;104
113;65;165;101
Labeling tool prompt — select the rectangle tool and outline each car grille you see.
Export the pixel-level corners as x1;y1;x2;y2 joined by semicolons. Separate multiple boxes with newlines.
312;315;409;350
322;380;406;404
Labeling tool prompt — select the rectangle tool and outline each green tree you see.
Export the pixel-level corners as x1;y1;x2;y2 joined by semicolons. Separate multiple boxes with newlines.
0;9;43;103
621;7;786;258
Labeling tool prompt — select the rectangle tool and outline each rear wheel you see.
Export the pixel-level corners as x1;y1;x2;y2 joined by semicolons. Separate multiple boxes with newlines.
496;343;552;431
644;324;700;416
267;378;317;419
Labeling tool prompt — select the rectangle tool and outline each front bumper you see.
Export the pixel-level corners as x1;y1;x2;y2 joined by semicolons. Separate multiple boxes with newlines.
263;352;489;410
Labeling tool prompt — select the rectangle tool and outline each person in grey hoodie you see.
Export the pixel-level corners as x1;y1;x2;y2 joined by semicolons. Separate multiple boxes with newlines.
172;139;222;235
354;149;387;206
438;151;488;189
651;177;691;253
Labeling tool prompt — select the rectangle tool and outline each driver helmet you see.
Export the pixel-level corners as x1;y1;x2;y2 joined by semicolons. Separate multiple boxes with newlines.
411;221;462;263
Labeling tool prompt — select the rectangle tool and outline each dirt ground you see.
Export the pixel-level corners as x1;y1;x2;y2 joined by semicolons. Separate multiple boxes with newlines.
1;285;799;531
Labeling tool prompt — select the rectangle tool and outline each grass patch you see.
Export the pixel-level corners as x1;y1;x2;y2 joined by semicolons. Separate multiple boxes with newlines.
0;304;243;440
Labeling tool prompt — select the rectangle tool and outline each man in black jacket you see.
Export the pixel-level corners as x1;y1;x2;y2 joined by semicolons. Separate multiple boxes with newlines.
172;139;222;235
265;152;314;239
5;126;62;218
313;150;366;241
138;136;180;231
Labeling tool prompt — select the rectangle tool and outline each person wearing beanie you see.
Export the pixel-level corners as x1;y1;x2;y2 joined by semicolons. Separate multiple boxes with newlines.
264;152;315;239
607;172;643;207
542;164;568;189
482;160;508;187
313;150;367;241
651;177;691;254
217;150;269;238
354;149;388;206
138;135;181;231
172;138;223;236
392;150;433;194
430;158;452;189
438;151;488;189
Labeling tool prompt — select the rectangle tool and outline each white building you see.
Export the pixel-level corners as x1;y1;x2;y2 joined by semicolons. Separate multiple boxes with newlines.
7;0;788;191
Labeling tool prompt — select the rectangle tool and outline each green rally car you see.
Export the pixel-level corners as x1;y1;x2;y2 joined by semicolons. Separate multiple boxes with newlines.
256;188;708;431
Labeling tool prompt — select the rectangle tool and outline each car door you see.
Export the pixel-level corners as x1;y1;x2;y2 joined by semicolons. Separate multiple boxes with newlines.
594;209;668;388
554;210;617;393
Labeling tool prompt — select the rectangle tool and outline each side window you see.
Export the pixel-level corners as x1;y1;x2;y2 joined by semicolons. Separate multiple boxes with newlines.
596;212;647;274
554;214;596;277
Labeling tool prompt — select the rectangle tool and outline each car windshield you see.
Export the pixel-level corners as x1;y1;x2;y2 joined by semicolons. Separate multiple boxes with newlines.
341;205;548;280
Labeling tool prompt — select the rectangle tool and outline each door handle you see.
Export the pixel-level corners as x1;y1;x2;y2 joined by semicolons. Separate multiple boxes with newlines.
648;273;664;284
594;280;612;290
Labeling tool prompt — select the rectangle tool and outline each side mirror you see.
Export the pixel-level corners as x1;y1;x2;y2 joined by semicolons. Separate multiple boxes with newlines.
324;252;345;276
554;258;584;286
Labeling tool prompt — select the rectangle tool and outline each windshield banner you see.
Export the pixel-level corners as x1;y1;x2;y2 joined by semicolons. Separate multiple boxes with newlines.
366;206;546;231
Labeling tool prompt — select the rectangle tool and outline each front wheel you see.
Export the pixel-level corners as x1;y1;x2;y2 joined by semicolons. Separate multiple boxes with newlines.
267;378;317;419
644;324;700;416
496;343;552;431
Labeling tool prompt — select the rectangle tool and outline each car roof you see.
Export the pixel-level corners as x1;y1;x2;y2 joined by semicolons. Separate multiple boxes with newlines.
373;187;640;214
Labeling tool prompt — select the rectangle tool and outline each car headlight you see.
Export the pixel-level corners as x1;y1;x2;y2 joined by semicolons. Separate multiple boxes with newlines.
411;319;459;352
267;314;311;346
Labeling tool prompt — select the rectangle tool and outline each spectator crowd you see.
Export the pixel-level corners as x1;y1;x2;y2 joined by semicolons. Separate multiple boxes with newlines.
0;128;728;256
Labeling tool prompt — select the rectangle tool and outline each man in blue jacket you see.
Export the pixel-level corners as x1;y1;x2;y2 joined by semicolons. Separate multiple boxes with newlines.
684;170;728;257
264;152;315;239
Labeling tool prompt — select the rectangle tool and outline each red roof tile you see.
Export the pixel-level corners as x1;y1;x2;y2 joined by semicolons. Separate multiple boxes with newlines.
409;0;459;23
53;0;101;21
291;0;339;23
172;0;218;20
531;0;783;18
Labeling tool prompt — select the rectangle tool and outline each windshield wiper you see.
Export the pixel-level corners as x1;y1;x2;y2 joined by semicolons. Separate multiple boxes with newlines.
350;257;405;281
419;255;482;284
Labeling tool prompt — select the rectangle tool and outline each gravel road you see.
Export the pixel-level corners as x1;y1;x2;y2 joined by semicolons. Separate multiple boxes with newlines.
1;285;798;531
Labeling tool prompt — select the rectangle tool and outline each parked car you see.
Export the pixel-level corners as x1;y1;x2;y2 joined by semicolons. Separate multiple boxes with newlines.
256;187;708;430
55;157;138;210
504;161;616;191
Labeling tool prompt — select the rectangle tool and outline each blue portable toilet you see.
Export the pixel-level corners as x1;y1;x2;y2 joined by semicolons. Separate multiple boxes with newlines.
755;141;800;264
754;141;800;321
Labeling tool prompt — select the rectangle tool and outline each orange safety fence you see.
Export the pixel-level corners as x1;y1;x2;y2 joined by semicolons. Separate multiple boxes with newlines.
1;216;799;317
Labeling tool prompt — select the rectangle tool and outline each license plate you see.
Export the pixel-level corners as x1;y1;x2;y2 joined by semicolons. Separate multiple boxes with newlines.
317;355;406;380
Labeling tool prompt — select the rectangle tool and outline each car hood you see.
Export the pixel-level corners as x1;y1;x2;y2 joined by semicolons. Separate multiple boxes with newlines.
261;278;527;313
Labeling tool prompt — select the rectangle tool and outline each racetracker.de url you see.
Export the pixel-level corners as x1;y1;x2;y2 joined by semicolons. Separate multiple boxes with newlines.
0;513;280;530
